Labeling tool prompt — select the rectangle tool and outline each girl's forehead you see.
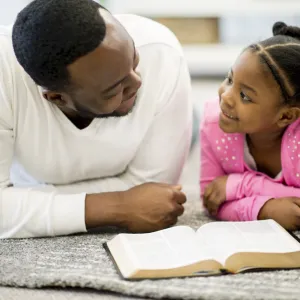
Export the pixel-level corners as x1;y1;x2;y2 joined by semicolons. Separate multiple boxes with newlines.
233;51;264;77
233;50;280;92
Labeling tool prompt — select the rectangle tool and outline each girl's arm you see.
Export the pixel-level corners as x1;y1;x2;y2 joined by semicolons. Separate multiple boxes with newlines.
200;123;226;197
226;172;300;200
217;195;273;221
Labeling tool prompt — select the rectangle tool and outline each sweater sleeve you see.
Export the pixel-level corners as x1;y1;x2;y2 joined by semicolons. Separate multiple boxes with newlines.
0;36;86;239
217;195;273;221
200;118;225;196
226;172;300;200
221;170;300;221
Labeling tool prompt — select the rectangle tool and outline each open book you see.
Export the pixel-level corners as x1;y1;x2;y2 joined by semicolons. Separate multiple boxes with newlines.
104;220;300;279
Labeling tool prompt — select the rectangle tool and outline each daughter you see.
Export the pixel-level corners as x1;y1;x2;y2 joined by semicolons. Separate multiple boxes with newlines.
200;22;300;230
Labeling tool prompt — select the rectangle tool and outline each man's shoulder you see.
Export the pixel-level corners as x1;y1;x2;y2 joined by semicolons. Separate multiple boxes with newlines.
115;15;188;115
0;26;14;54
0;27;17;98
0;25;12;36
0;26;19;71
0;26;37;109
115;14;183;56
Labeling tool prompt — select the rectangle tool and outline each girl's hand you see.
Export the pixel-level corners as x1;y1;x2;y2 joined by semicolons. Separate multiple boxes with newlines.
203;176;228;216
258;197;300;230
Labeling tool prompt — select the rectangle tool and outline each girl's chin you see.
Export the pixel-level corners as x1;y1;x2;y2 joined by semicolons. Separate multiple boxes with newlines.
218;120;240;134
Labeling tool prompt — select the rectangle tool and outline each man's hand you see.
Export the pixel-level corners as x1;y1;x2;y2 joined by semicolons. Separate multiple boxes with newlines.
203;176;228;216
120;183;186;232
258;197;300;230
85;182;186;233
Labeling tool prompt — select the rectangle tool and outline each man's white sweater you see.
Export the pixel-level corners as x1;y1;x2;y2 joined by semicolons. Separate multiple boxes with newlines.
0;14;192;238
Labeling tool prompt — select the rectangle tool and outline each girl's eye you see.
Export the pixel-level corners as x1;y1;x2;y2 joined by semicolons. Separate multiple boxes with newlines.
240;91;252;103
134;51;140;70
225;76;233;85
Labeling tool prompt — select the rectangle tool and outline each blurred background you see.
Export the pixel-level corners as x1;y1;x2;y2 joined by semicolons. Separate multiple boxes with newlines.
2;0;300;112
1;0;300;184
101;0;300;79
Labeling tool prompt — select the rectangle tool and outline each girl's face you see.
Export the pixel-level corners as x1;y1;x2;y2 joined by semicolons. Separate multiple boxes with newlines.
218;49;287;134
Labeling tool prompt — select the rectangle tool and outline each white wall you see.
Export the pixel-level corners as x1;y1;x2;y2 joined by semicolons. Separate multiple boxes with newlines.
0;0;31;25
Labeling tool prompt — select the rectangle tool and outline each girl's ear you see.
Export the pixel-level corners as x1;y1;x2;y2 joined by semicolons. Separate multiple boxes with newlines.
277;107;300;128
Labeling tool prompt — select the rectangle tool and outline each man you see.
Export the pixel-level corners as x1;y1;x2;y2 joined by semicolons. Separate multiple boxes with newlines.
0;0;192;238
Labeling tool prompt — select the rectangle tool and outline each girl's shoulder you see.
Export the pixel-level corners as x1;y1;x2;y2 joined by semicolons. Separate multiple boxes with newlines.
200;98;242;143
201;99;220;126
201;99;229;139
282;119;300;184
285;118;300;137
283;119;300;150
283;118;300;154
200;99;244;172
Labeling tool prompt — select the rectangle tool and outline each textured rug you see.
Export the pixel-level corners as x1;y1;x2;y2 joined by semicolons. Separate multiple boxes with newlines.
1;189;300;300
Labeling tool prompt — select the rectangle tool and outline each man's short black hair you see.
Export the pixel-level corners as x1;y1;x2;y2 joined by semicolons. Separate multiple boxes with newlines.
12;0;107;91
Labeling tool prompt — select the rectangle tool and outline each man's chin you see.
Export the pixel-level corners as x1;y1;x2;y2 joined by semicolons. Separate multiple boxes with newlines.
114;95;137;116
95;101;136;119
94;111;126;119
75;97;137;119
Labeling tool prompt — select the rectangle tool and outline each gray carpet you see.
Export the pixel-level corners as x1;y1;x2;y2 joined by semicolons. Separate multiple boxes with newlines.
1;186;300;300
0;287;149;300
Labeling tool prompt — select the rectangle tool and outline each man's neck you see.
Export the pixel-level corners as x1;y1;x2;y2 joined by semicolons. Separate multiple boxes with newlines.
60;106;94;129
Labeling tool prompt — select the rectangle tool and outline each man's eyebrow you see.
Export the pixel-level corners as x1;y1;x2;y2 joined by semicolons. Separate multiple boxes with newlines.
102;40;136;94
231;68;258;95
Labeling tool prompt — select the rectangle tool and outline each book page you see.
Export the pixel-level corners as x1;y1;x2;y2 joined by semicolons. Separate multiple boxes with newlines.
196;220;300;265
120;226;217;270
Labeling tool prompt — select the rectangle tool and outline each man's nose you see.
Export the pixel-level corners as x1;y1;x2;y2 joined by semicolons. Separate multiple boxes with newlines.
124;71;142;97
132;70;142;90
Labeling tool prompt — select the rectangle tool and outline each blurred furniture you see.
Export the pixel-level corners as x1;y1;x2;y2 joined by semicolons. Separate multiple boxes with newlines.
106;0;300;77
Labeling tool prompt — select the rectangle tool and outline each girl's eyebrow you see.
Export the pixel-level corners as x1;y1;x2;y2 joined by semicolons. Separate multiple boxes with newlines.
231;68;258;95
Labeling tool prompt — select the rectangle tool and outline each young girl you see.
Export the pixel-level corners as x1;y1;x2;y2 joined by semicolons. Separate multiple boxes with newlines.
200;22;300;231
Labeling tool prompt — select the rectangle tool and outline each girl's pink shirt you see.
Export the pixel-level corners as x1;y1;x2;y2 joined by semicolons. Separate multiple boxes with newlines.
200;100;300;221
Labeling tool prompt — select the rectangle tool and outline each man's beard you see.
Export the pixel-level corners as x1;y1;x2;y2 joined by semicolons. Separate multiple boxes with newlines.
73;99;136;119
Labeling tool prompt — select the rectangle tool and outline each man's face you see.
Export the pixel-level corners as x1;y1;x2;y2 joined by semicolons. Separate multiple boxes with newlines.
52;9;142;119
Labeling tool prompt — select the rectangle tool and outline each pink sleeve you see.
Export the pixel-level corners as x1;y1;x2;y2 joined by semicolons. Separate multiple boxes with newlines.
217;195;272;221
200;125;225;197
226;172;300;201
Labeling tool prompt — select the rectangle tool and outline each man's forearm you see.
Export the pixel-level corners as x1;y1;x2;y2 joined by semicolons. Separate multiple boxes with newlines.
85;192;127;229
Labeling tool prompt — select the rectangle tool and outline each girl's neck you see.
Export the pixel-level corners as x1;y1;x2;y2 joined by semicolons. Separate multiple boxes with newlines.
247;128;286;150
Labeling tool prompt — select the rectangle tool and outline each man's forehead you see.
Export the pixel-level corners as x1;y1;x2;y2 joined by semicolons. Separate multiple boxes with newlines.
100;8;130;48
66;9;134;90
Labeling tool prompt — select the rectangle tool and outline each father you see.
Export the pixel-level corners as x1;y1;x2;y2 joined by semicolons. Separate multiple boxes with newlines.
0;0;192;238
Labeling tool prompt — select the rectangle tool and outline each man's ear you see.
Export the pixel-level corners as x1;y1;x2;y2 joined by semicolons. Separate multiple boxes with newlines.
42;91;66;107
277;107;300;128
